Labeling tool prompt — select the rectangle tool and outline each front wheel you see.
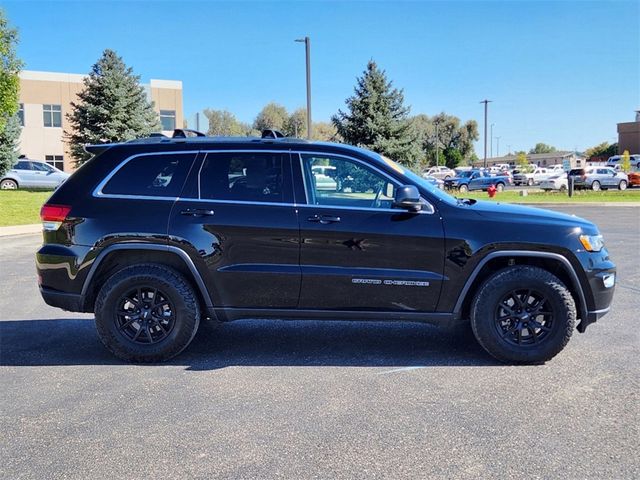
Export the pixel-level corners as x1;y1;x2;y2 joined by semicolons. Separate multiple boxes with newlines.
619;180;627;191
95;264;200;362
527;178;534;186
591;180;601;191
470;266;576;364
458;184;469;193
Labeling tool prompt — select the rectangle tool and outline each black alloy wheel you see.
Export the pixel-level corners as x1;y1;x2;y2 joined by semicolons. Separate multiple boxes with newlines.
116;287;175;344
494;288;553;347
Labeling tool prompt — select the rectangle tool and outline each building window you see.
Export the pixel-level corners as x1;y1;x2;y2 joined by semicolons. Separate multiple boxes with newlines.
18;104;24;126
45;155;64;171
160;110;176;131
43;104;62;127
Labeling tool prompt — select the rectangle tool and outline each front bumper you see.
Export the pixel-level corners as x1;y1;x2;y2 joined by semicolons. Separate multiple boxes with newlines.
576;256;616;332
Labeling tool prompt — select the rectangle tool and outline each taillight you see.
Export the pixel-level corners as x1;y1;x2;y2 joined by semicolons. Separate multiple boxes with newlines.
40;204;71;231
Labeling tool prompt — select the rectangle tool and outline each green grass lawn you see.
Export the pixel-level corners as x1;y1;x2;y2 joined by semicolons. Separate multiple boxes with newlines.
460;189;640;203
0;190;53;227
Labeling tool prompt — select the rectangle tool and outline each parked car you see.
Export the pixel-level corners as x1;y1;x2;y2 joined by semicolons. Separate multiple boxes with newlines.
607;154;640;170
627;167;640;188
540;174;568;191
423;166;455;180
513;167;552;186
443;169;511;192
0;159;70;189
37;129;615;365
568;167;628;191
423;175;444;189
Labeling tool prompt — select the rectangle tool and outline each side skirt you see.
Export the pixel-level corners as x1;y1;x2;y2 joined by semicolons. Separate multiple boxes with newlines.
210;307;455;326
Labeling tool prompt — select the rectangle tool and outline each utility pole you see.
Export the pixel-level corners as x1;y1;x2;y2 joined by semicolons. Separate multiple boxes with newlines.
496;136;501;157
295;37;312;139
435;121;439;167
490;123;494;158
196;112;200;132
480;99;492;168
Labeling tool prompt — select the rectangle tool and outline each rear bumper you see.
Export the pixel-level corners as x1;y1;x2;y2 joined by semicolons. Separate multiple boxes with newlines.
40;287;85;312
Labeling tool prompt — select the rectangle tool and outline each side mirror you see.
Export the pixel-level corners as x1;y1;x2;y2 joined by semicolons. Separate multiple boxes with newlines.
393;185;422;212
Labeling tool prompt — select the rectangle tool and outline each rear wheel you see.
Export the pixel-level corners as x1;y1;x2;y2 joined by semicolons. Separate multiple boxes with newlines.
496;183;505;192
95;264;200;362
458;184;469;193
591;180;601;191
471;266;575;364
0;179;18;190
527;178;534;186
619;180;627;191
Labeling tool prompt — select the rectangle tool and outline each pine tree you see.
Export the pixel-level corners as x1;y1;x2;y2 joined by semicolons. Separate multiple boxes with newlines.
0;114;19;175
332;60;419;166
67;49;160;166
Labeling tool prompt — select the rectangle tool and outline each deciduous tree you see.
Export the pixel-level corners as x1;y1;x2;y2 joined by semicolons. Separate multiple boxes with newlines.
204;109;251;136
253;102;288;132
529;143;557;154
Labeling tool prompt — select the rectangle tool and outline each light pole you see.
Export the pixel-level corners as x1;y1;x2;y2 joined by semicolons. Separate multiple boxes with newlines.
490;123;494;158
295;36;312;140
434;121;439;167
480;99;492;168
496;136;501;157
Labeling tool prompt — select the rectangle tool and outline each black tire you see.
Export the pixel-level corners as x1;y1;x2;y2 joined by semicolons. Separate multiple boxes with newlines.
591;180;601;191
619;180;627;191
527;178;534;186
496;182;505;192
470;266;575;364
95;264;200;362
458;184;469;193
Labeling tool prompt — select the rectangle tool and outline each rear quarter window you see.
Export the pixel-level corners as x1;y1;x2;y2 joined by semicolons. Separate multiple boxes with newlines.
101;153;196;197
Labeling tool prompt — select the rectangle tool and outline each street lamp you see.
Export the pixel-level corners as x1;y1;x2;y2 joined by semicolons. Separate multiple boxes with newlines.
295;37;312;140
496;136;501;157
480;99;492;168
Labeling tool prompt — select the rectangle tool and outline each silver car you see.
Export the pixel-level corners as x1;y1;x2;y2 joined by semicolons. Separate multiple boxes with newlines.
0;159;70;189
423;166;456;181
569;167;628;191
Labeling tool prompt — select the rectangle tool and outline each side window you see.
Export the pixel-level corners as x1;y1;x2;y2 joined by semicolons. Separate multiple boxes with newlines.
199;152;292;203
14;161;30;170
301;154;397;209
102;153;195;197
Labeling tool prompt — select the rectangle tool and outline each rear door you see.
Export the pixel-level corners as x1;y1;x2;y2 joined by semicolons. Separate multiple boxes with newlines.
169;150;301;309
295;152;445;312
14;161;37;187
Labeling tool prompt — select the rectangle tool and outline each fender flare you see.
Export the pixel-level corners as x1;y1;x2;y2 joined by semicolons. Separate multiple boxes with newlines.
80;243;213;308
453;250;588;321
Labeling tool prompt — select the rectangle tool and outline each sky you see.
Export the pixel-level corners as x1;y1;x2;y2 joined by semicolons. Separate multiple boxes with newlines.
3;0;639;155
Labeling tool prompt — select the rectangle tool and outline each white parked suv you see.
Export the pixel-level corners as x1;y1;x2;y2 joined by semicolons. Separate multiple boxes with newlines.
1;159;70;190
513;167;553;186
423;166;456;180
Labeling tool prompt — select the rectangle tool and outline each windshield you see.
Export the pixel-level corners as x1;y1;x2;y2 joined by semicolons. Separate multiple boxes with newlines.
378;155;458;206
457;170;473;178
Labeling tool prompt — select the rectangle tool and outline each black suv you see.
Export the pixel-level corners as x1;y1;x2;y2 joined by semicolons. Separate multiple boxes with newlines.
37;131;616;364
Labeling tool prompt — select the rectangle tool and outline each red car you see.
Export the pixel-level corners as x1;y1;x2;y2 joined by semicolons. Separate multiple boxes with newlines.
627;169;640;187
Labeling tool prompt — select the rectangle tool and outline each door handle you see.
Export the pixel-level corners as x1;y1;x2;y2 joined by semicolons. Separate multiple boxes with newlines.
180;208;215;217
307;214;341;224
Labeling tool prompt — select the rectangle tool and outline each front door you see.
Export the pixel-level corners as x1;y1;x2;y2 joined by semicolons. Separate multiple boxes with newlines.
169;150;301;309
295;153;445;312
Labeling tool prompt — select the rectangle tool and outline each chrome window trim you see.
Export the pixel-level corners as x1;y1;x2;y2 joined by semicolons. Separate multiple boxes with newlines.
93;150;198;199
94;148;434;215
295;151;435;215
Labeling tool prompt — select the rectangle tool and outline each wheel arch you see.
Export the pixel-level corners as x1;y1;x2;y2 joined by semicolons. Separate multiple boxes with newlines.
0;176;19;187
454;251;589;332
81;244;213;313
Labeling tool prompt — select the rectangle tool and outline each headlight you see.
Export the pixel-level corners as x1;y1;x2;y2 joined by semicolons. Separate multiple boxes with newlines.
579;234;604;252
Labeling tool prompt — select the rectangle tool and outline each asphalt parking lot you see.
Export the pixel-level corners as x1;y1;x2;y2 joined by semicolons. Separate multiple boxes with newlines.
1;206;638;479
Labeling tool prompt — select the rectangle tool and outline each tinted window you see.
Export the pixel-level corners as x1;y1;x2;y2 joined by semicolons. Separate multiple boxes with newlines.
102;153;195;197
301;154;397;209
15;161;30;170
199;152;292;203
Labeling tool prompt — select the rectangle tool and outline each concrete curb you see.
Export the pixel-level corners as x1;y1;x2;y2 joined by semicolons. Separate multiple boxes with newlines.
0;224;41;237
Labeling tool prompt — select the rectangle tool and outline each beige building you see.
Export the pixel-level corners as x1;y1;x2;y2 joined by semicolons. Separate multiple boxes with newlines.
617;120;640;155
18;70;183;172
475;151;585;169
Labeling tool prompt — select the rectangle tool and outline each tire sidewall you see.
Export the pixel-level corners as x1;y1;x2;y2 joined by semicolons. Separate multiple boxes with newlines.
95;267;199;362
471;267;575;364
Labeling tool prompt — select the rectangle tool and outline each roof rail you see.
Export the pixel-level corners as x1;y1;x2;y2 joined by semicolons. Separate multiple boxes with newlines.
173;129;206;138
261;129;285;139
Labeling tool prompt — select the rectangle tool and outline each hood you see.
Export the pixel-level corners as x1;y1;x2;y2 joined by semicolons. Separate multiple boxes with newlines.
466;200;595;230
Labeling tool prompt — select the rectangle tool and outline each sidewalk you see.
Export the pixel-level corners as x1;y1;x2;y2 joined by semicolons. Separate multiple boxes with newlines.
0;224;41;237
